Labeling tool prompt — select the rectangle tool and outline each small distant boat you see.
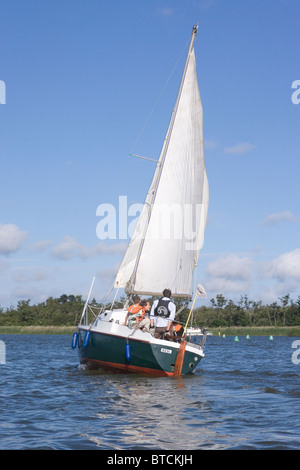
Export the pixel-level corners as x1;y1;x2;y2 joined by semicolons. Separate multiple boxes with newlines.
74;25;209;376
185;327;212;337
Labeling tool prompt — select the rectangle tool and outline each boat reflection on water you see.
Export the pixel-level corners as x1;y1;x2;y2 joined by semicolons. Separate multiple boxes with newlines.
78;369;225;450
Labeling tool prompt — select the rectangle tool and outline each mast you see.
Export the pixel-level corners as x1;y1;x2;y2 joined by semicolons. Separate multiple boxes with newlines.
125;25;199;296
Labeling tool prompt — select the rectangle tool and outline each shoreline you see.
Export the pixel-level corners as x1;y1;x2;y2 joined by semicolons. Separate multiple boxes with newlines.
210;326;300;337
0;326;76;335
0;325;299;336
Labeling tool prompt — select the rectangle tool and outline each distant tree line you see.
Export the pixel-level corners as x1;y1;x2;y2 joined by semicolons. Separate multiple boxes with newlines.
0;293;299;328
0;295;86;327
186;294;300;328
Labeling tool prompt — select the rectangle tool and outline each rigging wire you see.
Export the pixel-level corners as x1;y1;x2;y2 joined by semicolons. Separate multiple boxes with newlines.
130;37;190;155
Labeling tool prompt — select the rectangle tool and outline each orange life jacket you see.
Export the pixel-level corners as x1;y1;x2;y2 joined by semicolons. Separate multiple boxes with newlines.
128;304;145;325
172;323;183;334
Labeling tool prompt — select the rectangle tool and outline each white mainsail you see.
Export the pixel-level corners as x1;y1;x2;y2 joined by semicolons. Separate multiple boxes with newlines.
114;26;209;298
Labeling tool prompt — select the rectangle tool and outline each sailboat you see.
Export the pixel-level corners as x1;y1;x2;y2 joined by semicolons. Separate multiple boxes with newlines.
73;25;209;376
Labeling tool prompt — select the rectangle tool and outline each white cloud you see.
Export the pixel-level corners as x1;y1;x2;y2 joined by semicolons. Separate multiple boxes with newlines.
51;236;80;260
224;142;256;154
12;268;50;284
254;277;300;304
83;242;127;258
11;287;42;303
0;224;29;254
204;254;253;295
96;263;120;280
51;235;126;260
206;254;253;281
160;7;173;16
260;211;298;227
31;240;53;252
260;249;300;281
205;277;250;294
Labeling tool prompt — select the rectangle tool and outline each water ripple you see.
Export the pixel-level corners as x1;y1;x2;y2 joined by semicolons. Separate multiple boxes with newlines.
0;334;299;449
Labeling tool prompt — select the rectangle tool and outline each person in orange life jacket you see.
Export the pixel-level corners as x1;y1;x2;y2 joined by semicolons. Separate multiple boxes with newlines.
172;320;184;337
133;300;148;327
136;301;151;332
123;295;145;327
150;289;176;339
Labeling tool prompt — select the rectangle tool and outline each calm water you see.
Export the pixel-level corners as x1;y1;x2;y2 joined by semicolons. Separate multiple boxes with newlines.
0;334;299;450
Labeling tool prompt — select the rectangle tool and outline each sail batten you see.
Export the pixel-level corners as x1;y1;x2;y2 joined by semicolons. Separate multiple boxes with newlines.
114;26;209;298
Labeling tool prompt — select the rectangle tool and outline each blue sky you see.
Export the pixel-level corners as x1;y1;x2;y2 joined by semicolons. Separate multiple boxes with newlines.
0;0;299;309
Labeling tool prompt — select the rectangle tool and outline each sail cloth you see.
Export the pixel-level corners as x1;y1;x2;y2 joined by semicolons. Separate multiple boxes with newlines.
114;45;209;298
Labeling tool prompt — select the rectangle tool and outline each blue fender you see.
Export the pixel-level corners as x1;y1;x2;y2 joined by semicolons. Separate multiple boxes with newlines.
71;332;79;350
125;341;131;362
83;330;91;348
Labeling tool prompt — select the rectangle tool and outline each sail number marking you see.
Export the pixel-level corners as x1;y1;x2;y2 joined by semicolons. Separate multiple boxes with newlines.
161;348;172;354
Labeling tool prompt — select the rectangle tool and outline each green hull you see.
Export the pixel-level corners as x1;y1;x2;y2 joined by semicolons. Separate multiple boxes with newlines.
78;327;204;376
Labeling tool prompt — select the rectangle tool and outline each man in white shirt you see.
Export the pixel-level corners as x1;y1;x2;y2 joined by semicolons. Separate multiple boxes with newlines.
150;289;176;339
